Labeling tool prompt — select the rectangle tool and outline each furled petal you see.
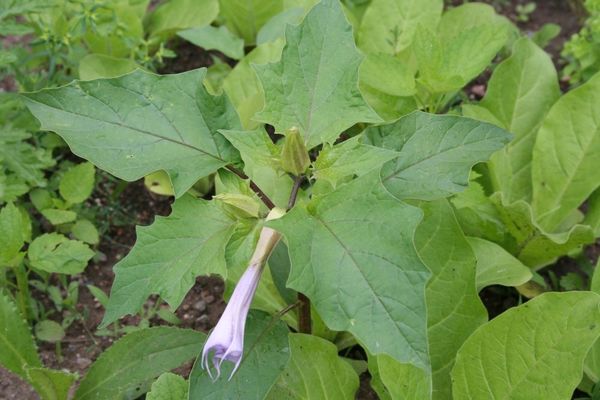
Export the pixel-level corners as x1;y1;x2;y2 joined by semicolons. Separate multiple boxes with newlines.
201;209;284;381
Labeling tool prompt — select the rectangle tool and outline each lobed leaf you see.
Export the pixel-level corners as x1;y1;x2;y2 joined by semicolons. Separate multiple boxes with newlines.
254;0;381;149
312;136;399;187
102;195;238;326
268;172;430;369
23;69;240;197
364;112;511;201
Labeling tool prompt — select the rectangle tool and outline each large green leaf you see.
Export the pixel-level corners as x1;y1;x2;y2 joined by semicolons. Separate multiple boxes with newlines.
491;194;595;269
219;0;283;45
102;195;238;326
378;200;488;399
145;0;218;38
452;292;600;400
312;136;399;187
23;69;240;197
467;237;532;291
532;73;600;231
0;291;41;380
28;233;94;274
75;327;204;400
223;39;284;129
415;3;509;93
357;0;442;54
189;311;289;399
267;334;359;399
415;200;487;398
463;38;560;203
268;173;430;369
363;112;511;201
254;0;380;149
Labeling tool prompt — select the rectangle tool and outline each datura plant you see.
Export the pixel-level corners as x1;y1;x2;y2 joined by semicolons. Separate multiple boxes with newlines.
21;0;600;399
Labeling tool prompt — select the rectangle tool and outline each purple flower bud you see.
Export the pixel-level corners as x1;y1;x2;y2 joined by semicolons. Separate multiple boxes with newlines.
201;208;284;381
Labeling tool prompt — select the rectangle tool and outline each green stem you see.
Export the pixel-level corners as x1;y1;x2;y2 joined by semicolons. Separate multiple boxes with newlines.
14;263;31;321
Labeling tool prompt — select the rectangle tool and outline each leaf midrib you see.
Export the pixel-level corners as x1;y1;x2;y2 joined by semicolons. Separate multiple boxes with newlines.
382;125;500;183
25;96;227;163
312;213;423;362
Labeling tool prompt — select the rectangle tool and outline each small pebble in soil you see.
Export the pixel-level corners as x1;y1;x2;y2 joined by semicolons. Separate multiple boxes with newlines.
193;300;207;312
196;314;210;329
76;355;92;369
204;294;215;304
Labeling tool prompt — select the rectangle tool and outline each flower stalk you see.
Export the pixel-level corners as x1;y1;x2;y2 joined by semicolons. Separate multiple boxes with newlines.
201;208;285;380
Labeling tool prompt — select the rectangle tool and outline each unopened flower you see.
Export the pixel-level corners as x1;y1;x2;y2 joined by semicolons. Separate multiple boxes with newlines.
202;208;284;380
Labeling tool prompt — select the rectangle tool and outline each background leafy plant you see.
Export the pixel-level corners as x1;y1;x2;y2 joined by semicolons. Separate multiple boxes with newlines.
1;0;600;399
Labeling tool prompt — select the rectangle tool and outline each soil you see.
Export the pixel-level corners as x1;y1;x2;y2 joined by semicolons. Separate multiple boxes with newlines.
1;1;597;400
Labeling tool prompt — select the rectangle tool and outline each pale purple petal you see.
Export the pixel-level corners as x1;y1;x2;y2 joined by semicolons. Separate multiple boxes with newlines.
201;221;283;381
